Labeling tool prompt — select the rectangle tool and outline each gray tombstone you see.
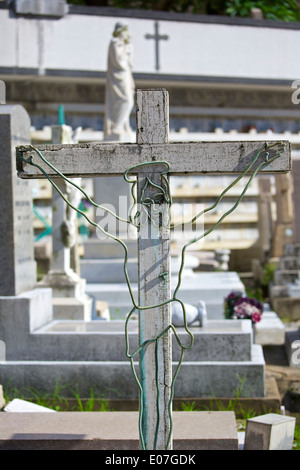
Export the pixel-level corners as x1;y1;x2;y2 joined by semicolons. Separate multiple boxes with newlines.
0;80;5;105
292;158;300;244
0;105;36;296
0;105;53;370
38;125;93;320
273;173;294;257
257;177;273;263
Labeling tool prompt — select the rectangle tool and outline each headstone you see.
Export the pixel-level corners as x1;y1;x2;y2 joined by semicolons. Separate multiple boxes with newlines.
269;243;300;320
257;176;273;263
273;173;294;257
244;413;296;450
0;105;36;295
0;80;5;104
0;105;53;384
292;157;300;243
38;124;93;320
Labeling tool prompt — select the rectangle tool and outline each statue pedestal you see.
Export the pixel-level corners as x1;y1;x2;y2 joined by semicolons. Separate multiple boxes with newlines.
38;269;93;321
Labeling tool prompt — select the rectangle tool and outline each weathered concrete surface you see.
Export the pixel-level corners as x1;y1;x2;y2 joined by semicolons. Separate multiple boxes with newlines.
17;140;291;178
244;413;296;450
0;105;36;296
0;346;265;399
0;411;238;450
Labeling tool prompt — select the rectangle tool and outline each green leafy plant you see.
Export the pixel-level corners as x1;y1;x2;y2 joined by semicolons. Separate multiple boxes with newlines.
3;382;114;412
261;262;276;286
225;0;300;22
245;286;264;302
180;400;201;411
180;375;261;419
293;424;300;450
66;0;300;22
225;0;256;17
70;386;96;411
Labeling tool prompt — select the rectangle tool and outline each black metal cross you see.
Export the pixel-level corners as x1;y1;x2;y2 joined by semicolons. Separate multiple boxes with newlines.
145;22;169;71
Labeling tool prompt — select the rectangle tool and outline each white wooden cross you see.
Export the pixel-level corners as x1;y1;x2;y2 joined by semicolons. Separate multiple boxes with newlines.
17;89;291;450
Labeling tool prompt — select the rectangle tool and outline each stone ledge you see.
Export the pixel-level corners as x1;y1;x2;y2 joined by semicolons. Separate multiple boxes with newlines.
0;376;280;417
0;353;265;398
0;411;238;450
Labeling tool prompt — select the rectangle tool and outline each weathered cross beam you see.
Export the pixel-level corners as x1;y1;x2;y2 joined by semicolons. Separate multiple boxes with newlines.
16;89;291;451
17;134;290;180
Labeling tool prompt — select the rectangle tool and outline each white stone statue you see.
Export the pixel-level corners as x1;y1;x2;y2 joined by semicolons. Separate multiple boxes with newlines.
104;22;135;141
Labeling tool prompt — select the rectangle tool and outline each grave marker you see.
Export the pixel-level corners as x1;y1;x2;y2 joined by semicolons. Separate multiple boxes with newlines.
38;123;93;320
257;177;273;263
0;80;5;104
16;89;291;450
0;104;53;378
0;105;36;296
273;173;294;257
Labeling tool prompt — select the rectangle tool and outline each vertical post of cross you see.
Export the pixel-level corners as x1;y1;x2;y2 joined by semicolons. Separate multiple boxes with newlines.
136;89;172;450
136;90;172;450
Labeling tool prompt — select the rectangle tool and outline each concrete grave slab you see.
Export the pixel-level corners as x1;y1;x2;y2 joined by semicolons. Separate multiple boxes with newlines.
85;271;246;319
0;411;238;450
254;311;285;345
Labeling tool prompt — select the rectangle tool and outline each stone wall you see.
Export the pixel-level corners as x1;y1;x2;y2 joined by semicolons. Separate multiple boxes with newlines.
6;81;297;133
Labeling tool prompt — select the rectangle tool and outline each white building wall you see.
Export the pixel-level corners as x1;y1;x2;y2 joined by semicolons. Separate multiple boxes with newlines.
1;8;300;81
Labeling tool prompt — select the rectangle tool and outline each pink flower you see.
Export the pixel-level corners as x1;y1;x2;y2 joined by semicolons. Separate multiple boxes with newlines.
233;301;262;323
251;312;262;323
224;291;263;323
